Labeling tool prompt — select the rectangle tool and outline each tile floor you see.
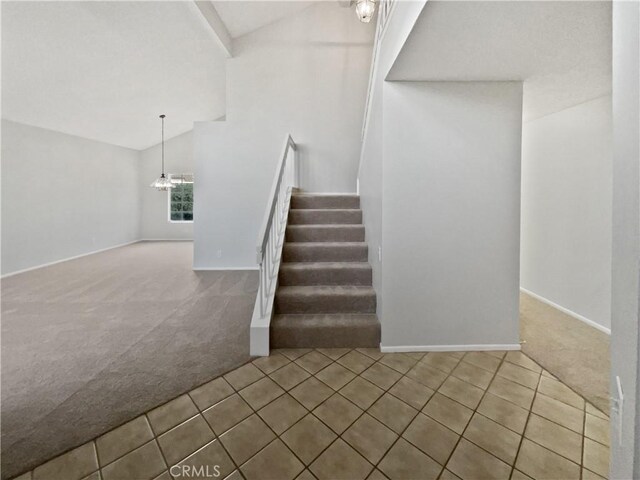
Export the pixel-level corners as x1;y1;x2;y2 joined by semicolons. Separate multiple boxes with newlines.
12;349;610;480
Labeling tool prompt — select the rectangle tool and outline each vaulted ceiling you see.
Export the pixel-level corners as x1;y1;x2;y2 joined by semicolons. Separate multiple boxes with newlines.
1;1;317;150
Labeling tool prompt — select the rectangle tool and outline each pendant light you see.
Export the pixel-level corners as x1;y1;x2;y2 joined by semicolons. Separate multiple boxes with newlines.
150;114;175;191
355;0;376;23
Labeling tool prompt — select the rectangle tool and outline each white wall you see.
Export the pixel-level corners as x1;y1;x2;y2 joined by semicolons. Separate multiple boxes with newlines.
358;0;427;314
1;120;140;275
139;130;194;240
380;81;523;349
610;0;639;477
194;3;374;269
521;96;612;332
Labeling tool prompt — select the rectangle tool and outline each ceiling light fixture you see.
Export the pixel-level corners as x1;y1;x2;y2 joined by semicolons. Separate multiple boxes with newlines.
355;0;376;23
150;114;175;191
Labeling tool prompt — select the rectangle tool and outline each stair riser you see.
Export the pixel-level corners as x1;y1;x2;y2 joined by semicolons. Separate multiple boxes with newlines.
286;226;365;243
275;293;376;314
282;245;368;262
271;324;380;348
288;210;362;225
291;196;360;209
279;267;372;286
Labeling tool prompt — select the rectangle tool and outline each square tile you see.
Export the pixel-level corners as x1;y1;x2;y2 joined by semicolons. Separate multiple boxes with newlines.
484;351;507;359
147;395;199;436
252;353;290;374
378;353;416;374
33;442;98;480
524;414;582;463
361;363;402;390
538;376;584;410
296;470;316;480
317;348;351;360
190;377;235;410
438;376;484;409
583;438;609;478
402;413;458;465
96;416;154;466
281;414;337;464
488;375;535;409
310;439;373;480
462;351;501;372
378;438;441;480
367;469;389;480
241;439;304;480
422;393;472;434
447;439;511;480
269;362;311;391
585;413;610;446
258;394;307;435
343;414;398;464
290;377;334;410
339;377;384;410
313;394;363;434
388;376;434;410
174;440;235;480
202;393;253;435
405;362;448;390
157;415;215;466
296;351;333;374
451;362;494;390
337;350;375;374
505;351;541;373
224;363;265;390
219;414;276;465
515;439;580;480
276;348;313;360
497;362;539;390
356;348;384;360
463;414;521;464
511;470;534;480
477;392;529;433
100;441;165;480
532;393;584;433
420;353;460;374
368;393;418;434
315;363;356;390
404;352;426;361
439;470;462;480
583;468;607;480
239;377;285;410
586;403;608;420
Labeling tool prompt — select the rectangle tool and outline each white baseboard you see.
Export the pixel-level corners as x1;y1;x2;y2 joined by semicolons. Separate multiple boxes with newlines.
193;267;259;271
380;344;521;353
139;238;193;242
1;240;139;278
520;287;611;335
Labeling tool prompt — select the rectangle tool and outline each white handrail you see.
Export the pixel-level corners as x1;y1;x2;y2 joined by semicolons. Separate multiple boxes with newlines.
255;134;298;319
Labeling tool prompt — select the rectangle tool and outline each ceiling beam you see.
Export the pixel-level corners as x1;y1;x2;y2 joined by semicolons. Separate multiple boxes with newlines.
194;1;233;58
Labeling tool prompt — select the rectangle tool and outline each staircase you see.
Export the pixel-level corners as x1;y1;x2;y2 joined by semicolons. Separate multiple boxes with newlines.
270;193;381;348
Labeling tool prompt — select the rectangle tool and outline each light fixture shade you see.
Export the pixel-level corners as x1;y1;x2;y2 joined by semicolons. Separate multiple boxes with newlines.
356;0;376;23
150;173;175;191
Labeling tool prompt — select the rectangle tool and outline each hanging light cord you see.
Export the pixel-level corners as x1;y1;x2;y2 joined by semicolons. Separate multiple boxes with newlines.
160;114;166;176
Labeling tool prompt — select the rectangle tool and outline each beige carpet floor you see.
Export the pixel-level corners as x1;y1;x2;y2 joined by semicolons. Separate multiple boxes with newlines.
1;241;257;480
520;292;610;414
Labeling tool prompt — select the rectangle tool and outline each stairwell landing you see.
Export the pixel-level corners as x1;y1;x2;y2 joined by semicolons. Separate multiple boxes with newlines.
271;193;381;348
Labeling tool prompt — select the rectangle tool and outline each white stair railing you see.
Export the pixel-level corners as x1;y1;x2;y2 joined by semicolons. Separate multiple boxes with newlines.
250;135;298;356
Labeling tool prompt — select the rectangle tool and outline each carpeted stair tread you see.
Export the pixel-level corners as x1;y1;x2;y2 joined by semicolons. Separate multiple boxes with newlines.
279;262;372;286
291;194;360;209
286;224;365;242
271;314;380;348
282;242;368;262
288;209;362;225
275;286;376;314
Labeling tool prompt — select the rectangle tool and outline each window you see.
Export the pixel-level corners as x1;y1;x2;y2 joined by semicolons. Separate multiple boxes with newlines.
168;174;194;222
